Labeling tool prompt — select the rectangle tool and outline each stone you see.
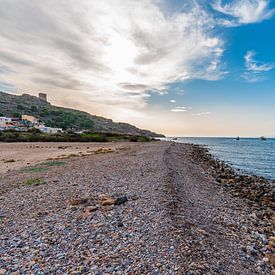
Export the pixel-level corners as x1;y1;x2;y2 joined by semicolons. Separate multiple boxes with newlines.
69;196;89;206
101;198;115;206
197;228;209;236
114;197;128;205
85;206;98;212
0;269;6;275
269;254;275;266
84;206;98;217
98;194;115;206
118;222;123;227
98;194;112;201
246;245;258;256
249;213;258;221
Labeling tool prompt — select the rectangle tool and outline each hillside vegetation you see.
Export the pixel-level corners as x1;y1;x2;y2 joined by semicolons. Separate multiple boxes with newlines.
0;129;154;142
0;92;163;137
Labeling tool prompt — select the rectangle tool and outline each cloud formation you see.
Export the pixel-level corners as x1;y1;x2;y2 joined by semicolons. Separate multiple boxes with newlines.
212;0;275;26
242;50;274;82
0;0;224;120
171;106;192;112
193;112;212;116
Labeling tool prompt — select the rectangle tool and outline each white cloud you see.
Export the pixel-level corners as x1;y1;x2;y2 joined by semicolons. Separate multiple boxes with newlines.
171;106;192;112
193;112;211;116
245;51;273;71
170;99;176;103
212;0;275;26
0;0;224;121
242;50;274;82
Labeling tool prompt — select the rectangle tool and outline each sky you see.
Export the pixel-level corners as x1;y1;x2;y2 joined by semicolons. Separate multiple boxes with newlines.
0;0;274;137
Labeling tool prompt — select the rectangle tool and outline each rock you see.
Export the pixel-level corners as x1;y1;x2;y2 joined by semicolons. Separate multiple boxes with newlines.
84;206;98;217
85;206;98;212
249;213;258;221
100;198;115;206
98;194;115;206
118;222;123;227
69;196;89;206
197;228;209;236
0;269;6;275
246;245;258;256
269;254;275;267
98;194;111;201
114;197;128;205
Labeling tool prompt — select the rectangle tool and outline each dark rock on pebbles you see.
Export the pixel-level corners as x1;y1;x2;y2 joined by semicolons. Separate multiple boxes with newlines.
114;196;128;205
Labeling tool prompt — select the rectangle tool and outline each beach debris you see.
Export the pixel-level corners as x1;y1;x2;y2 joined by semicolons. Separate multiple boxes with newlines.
4;159;16;163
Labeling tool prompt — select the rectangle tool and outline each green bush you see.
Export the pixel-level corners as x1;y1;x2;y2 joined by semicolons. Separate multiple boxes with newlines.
129;136;138;142
24;167;48;173
31;105;38;112
42;161;66;166
25;178;46;186
0;130;152;143
17;104;24;110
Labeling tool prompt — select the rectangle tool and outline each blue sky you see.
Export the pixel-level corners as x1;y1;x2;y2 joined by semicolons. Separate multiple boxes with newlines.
0;0;274;136
148;0;275;136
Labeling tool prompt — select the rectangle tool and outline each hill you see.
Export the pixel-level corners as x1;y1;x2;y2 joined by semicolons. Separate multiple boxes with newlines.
0;92;164;137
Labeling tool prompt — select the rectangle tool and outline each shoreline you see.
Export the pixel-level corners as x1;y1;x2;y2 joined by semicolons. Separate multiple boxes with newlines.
184;142;274;207
161;137;275;181
0;141;274;273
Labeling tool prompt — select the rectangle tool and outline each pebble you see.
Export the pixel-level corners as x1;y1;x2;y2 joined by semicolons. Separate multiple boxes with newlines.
0;142;273;274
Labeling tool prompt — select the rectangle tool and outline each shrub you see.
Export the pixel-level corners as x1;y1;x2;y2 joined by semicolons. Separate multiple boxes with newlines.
17;104;24;110
129;136;138;142
42;161;66;166
24;167;48;173
25;178;46;186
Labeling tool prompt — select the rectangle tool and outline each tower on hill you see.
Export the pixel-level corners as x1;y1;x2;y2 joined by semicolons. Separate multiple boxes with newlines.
38;93;47;102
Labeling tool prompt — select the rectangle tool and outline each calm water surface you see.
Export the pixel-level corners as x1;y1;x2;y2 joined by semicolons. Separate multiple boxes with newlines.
166;137;275;180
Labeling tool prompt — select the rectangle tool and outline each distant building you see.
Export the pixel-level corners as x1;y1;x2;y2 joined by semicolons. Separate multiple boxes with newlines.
37;126;62;134
0;117;12;126
22;115;39;124
38;93;47;102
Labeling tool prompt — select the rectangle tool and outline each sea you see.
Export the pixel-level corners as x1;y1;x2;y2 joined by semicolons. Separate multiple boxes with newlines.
164;137;275;180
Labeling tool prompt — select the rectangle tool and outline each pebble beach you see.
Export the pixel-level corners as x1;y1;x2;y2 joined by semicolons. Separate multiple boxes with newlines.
0;141;274;274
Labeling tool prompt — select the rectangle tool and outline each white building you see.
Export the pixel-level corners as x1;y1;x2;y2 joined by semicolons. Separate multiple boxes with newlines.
37;126;63;134
0;117;12;126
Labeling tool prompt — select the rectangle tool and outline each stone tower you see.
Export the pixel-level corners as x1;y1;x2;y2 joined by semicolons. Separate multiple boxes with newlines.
38;93;47;102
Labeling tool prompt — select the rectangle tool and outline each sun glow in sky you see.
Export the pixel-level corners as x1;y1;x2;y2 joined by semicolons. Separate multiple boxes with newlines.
0;0;274;136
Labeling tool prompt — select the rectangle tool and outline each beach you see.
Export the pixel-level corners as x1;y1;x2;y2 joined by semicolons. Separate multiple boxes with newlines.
0;141;274;274
0;142;127;174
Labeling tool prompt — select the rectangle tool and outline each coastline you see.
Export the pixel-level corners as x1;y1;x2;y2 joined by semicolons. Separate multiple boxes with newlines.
0;141;274;273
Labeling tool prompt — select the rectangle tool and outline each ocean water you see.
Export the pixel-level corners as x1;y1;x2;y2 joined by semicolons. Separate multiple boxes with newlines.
166;137;275;180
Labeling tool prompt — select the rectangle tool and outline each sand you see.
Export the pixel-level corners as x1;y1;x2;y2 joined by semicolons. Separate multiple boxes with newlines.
0;142;129;174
